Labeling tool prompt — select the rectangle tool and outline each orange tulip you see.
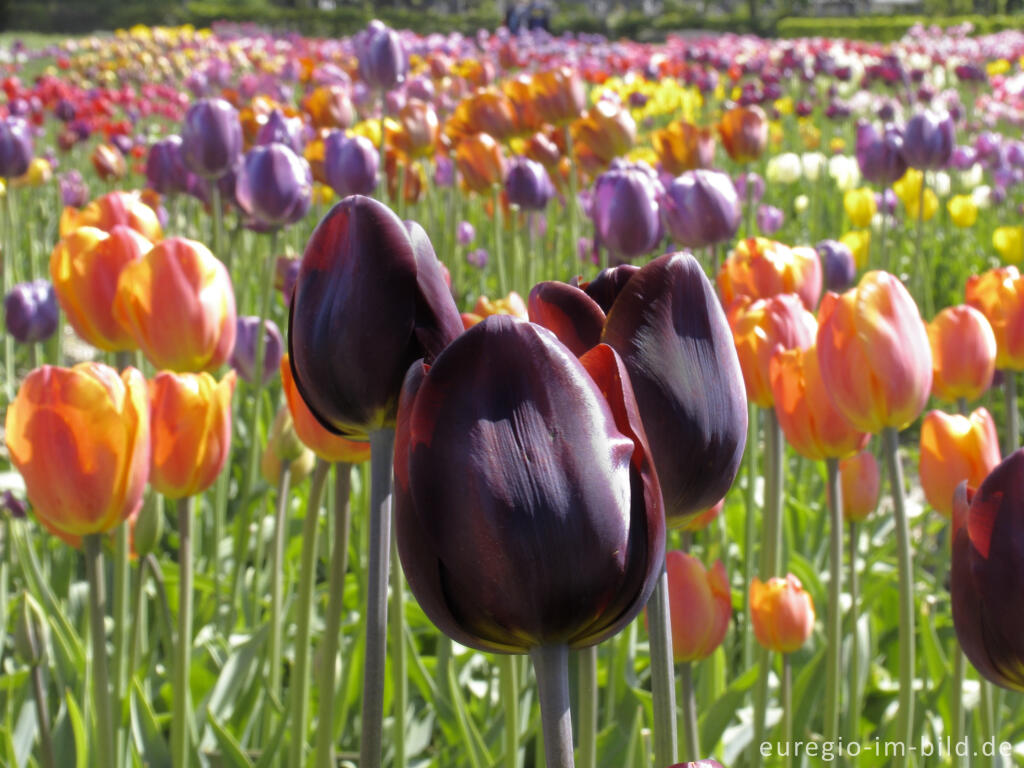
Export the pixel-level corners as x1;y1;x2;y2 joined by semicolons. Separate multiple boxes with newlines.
91;143;127;181
5;363;149;546
502;74;543;135
113;237;236;372
816;271;932;434
385;149;425;204
665;552;731;662
50;225;152;352
749;574;815;654
920;408;1001;519
528;67;586;127
460;291;528;329
839;449;879;523
928;305;997;403
446;88;518;144
571;99;636;175
770;343;870;461
718;237;822;311
303;85;354;131
523;130;561;170
280;354;371;464
718;105;769;164
653;121;716;176
965;266;1024;371
149;370;236;499
386;99;440;159
59;190;163;241
729;294;817;409
455;133;506;194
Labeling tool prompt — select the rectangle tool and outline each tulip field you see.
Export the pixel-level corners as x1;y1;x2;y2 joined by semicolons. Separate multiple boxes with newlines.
4;16;1024;768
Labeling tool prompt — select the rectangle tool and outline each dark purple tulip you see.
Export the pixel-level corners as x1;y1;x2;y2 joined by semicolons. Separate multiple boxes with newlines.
504;156;553;211
757;204;784;235
58;170;88;208
277;257;301;305
855;122;908;186
1;490;26;520
1008;142;1024;169
795;100;813;118
255;109;305;154
289;195;462;436
235;143;312;229
358;23;408;92
4;280;58;344
734;171;764;204
527;282;606;357
181;98;243;179
145;135;191;195
394;315;664;652
952;452;1024;691
876;101;897;122
0;117;32;178
955;63;987;84
976;132;1001;164
661;169;741;249
816;239;857;292
903;110;954;170
951;146;977;171
876;188;898;215
323;132;378;198
231;316;283;385
580;264;639;313
111;133;133;156
55;98;75;122
825;100;851;121
592;161;663;261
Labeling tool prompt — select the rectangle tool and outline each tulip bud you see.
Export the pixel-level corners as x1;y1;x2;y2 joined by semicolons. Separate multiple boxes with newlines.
719;237;822;311
5;279;58;344
504;156;554;211
749;574;815;654
591;160;663;261
256;110;305;154
843;187;877;228
91;143;126;181
146;135;192;195
839;450;879;523
664;552;731;662
0;116;33;178
357;23;407;92
855;122;907;185
13;594;47;667
965;267;1024;371
181;98;243;179
528;67;586;126
816;239;856;293
653;121;715;176
927;305;996;403
236;143;313;229
261;408;317;486
59;190;163;241
718;105;768;163
903;110;955;170
572;100;636;173
304;86;354;131
661;169;740;249
231;316;283;385
322;132;378;199
132;492;164;559
456;132;506;194
920;408;1000;519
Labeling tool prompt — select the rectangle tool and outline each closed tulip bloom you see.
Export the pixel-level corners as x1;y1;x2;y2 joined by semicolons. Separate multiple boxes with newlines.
91;143;126;181
146;135;192;195
920;408;1001;519
592;160;663;260
816;239;857;292
181;98;243;179
840;229;871;270
447;89;519;144
149;370;236;499
948;194;979;228
572;99;636;173
387;100;440;159
59;190;162;241
729;294;817;409
817;271;932;434
843;187;877;228
756;205;784;235
749;574;815;654
261;406;317;486
993;226;1024;265
322;132;378;198
855;122;907;186
289;195;462;437
504;156;554;211
952;450;1024;690
255;110;305;154
236;143;312;229
394;316;664;652
661;169;740;249
358;23;407;92
719;237;822;311
5;280;58;344
304;86;354;131
903;110;955;170
840;449;880;522
665;552;731;662
653;121;715;176
5;363;149;545
114;237;236;372
0;116;32;178
965;267;1024;371
50;225;152;352
893;169;939;222
456;132;506;194
718;105;768;164
231;316;283;385
528;67;586;126
928;305;996;403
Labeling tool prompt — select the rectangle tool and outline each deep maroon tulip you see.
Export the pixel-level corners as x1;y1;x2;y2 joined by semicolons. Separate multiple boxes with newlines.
236;143;312;229
856;122;908;185
54;98;75;122
323;132;378;198
816;239;857;292
579;264;639;313
661;169;741;249
0;117;33;179
256;109;305;154
358;23;407;92
5;279;58;344
1;490;26;519
394;316;665;652
592;161;663;261
955;63;987;84
952;451;1024;691
231;316;283;385
504;156;554;211
528;282;606;357
289;195;462;437
903;110;954;170
145;135;191;195
181;98;243;179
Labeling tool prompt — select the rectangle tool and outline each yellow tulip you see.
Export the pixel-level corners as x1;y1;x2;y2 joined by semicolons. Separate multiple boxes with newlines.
843;188;877;228
994;226;1024;264
948;194;978;228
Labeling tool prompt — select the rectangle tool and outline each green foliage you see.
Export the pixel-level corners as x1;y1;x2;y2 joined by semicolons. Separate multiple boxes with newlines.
776;13;1024;40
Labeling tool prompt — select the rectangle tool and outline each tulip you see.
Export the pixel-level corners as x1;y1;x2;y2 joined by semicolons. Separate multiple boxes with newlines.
664;552;730;662
91;143;126;181
256;110;305;154
948;194;978;228
965;267;1024;371
181;98;243;179
719;237;822;311
5;363;149;544
5;279;58;344
903;110;955;170
386;100;440;160
59;170;88;208
447;88;519;144
843;187;877;228
504;156;554;210
653;121;715;175
749;574;815;654
893;168;938;221
59;190;163;241
661;169;740;249
718;105;768;164
358;23;407;92
765;152;802;185
591;160;663;261
261;407;316;486
289;195;462;438
920;408;1000;520
756;204;783;235
951;450;1024;690
816;271;932;434
529;67;586;126
148;371;236;499
304;86;354;131
816;239;856;292
927;305;996;403
855;122;907;185
840;450;879;523
462;291;528;329
50;225;152;352
993;226;1024;264
12;157;52;189
146;135;192;195
113;237;236;372
455;132;506;194
0;116;32;178
572;99;636;173
323;132;378;198
235;143;313;229
231;316;283;385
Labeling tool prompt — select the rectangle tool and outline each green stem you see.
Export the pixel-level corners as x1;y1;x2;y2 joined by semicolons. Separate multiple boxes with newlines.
1004;370;1018;454
313;463;354;768
647;569;678;767
847;522;861;744
824;458;843;745
952;643;965;768
112;522;130;734
980;679;994;763
530;644;574;768
914;176;933;318
743;403;759;670
4;187;15;402
84;534;116;768
501;654;521;768
31;662;55;768
127;556;148;694
211;454;228;626
211;183;225;272
883;426;915;768
563;125;579;277
263;467;292;744
577;647;596;768
679;661;700;762
391;517;408;768
359;428;397;768
782;654;792;768
172;497;194;768
288;459;332;768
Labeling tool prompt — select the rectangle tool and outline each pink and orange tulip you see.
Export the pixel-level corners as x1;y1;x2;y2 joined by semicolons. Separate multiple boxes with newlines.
928;305;996;403
665;552;731;662
749;574;815;654
965;266;1024;371
718;237;822;311
920;408;1001;519
839;450;880;523
59;190;162;241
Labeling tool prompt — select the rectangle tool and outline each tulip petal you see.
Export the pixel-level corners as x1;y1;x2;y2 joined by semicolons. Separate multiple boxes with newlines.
528;282;605;358
580;264;639;313
407;219;465;360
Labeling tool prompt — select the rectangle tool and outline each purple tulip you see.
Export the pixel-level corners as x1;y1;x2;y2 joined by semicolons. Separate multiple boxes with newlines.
59;170;89;208
54;98;75;122
955;63;987;84
757;204;784;235
255;110;305;154
456;221;475;246
856;122;908;186
323;132;378;198
734;171;765;204
903;110;954;170
592;160;663;261
951;145;978;170
504;156;554;211
145;135;191;195
661;169;741;249
816;239;857;292
235;143;313;229
4;280;58;344
1;490;26;520
357;22;408;92
0;117;33;179
231;316;284;385
181;98;243;179
434;155;455;187
875;189;899;216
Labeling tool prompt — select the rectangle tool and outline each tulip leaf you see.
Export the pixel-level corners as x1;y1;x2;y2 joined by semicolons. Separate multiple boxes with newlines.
699;662;759;752
791;645;827;735
64;688;87;768
131;678;171;768
208;712;253;768
253;715;289;768
12;698;36;768
203;624;268;724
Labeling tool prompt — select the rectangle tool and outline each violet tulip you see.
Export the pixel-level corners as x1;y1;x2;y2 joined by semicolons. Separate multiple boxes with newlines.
235;143;313;229
181;98;243;179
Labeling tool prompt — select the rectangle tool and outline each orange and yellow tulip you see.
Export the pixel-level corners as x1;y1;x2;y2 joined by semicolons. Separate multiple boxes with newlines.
455;132;506;194
303;85;354;131
59;190;163;241
528;66;586;127
718;105;768;164
571;99;636;175
927;305;996;403
652;121;715;176
718;237;822;311
839;449;879;523
920;408;1001;519
460;291;528;329
965;266;1024;371
446;88;519;144
665;552;731;662
5;363;150;546
749;574;815;654
386;99;440;159
91;143;127;181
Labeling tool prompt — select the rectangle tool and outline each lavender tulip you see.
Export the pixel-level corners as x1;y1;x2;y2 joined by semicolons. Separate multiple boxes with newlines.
661;169;741;249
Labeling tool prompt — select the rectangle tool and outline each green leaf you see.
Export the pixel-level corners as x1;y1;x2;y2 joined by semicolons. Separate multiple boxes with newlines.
208;713;253;768
64;689;88;768
699;662;759;752
203;624;268;724
130;678;171;768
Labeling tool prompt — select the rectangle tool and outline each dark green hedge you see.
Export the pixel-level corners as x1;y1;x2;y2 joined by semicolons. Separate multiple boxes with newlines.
776;13;1024;40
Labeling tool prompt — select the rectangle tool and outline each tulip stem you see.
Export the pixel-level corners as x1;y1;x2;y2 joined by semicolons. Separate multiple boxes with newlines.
3;185;14;402
263;467;291;745
679;661;700;761
577;646;596;768
30;661;55;768
914;176;934;318
952;642;966;768
743;403;759;670
530;644;575;768
288;459;332;768
563;125;579;278
1004;370;1019;454
390;514;408;768
84;533;116;768
647;568;678;767
882;426;915;768
847;522;862;744
501;654;522;768
211;183;225;272
782;653;793;768
824;458;843;745
313;462;354;768
172;497;194;768
360;427;397;768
